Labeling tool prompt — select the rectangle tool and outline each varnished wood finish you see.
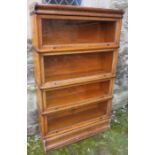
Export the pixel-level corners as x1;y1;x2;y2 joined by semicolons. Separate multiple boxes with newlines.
31;3;123;152
30;3;124;17
44;52;113;82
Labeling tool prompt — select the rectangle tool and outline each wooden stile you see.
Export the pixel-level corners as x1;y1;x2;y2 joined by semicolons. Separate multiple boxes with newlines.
30;3;123;152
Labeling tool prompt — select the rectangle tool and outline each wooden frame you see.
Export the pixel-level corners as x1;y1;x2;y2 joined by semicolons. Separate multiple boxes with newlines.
31;3;123;152
32;14;120;52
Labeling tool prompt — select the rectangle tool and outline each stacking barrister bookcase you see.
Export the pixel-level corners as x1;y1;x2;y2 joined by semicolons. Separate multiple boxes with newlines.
30;3;124;152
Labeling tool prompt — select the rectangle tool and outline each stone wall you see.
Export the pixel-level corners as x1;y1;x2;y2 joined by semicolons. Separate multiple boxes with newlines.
111;0;128;109
27;0;128;135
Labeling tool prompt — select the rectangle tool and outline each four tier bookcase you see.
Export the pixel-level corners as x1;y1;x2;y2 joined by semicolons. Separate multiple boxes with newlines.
30;3;123;152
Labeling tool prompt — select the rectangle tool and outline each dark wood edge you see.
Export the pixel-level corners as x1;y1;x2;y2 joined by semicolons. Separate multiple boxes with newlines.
39;74;116;90
32;45;120;54
30;3;124;16
39;49;115;56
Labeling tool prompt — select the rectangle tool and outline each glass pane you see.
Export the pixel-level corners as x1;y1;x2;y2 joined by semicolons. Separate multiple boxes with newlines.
47;101;108;132
42;19;116;46
44;51;113;82
46;80;110;109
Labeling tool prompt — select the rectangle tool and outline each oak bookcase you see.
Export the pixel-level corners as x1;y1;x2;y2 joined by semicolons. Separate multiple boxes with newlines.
30;3;123;152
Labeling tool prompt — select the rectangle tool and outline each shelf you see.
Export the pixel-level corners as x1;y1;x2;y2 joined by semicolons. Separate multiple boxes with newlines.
40;51;114;88
47;101;109;134
42;95;112;115
41;73;115;90
45;118;109;151
46;116;110;139
43;79;112;112
43;51;114;83
33;44;119;53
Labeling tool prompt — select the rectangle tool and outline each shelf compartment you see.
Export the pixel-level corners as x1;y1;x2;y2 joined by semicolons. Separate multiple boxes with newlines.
47;101;109;134
43;51;114;83
41;19;116;48
45;118;109;151
44;79;112;111
43;95;112;115
46;116;109;139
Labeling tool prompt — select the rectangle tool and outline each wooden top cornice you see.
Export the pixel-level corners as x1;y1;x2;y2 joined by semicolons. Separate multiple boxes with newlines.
30;3;124;18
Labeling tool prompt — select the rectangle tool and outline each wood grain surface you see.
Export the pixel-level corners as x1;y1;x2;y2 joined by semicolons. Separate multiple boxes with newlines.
31;4;123;152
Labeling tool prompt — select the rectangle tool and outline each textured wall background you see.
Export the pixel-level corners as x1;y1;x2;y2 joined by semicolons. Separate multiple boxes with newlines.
27;0;128;135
